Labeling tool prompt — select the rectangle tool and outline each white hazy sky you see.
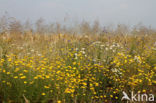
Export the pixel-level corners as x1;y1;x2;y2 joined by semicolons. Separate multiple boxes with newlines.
0;0;156;27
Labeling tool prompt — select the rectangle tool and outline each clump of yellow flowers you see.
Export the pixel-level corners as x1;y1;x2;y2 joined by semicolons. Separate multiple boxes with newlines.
0;34;155;102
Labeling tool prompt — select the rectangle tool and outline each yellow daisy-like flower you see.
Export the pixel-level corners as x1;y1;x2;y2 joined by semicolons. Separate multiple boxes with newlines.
73;62;76;65
115;96;118;99
20;76;26;79
57;100;61;103
142;89;146;92
42;93;46;96
110;95;113;98
14;76;18;79
44;85;50;89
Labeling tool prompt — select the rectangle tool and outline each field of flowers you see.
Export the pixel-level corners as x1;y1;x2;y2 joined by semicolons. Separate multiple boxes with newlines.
0;33;156;103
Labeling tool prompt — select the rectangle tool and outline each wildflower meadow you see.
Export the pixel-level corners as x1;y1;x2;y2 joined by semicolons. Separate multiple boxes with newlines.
0;32;155;102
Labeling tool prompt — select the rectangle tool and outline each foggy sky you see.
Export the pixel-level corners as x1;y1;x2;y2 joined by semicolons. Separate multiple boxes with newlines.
0;0;156;27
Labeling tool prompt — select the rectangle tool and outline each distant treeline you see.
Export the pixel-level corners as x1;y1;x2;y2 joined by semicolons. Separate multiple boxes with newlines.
0;14;156;35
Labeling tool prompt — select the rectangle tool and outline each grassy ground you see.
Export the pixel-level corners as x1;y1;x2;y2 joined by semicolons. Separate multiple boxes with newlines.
0;33;156;103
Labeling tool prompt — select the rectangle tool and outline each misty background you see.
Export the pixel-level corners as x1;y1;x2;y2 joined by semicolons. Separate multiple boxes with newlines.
0;0;156;35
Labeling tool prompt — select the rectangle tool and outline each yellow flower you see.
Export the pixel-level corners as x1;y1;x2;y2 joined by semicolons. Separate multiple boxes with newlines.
73;62;76;65
142;89;146;92
42;93;46;96
24;81;27;84
8;58;12;62
15;68;20;72
20;76;26;79
34;76;38;79
44;85;50;89
73;67;76;70
124;60;127;63
115;96;118;99
3;70;6;73
14;76;18;79
45;75;50;79
65;88;71;93
7;72;11;75
41;67;45;70
19;73;23;76
139;79;142;83
95;83;99;86
153;80;156;84
57;100;61;103
2;81;6;83
104;95;106;98
23;70;28;73
83;82;87;86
